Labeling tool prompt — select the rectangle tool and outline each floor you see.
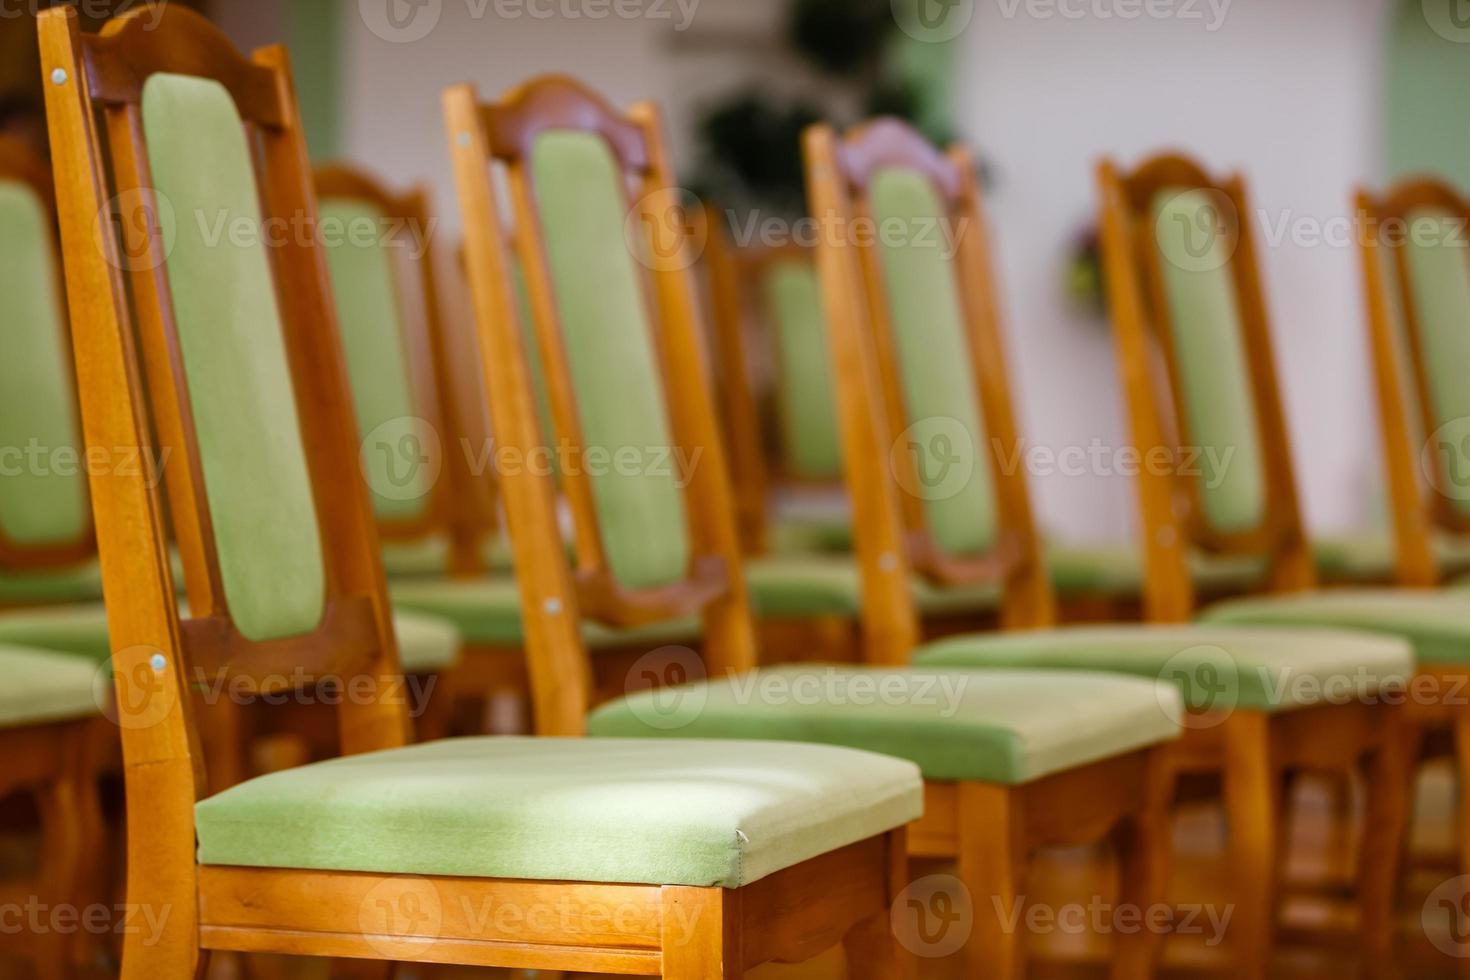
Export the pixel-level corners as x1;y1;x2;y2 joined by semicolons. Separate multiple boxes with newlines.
4;764;1466;978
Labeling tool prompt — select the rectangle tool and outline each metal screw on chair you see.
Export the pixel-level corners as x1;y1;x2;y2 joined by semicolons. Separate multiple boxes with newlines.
544;597;562;614
878;552;899;572
50;68;67;85
149;653;167;673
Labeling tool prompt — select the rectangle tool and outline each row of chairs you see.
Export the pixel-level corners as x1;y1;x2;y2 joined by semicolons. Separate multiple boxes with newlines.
2;4;1470;978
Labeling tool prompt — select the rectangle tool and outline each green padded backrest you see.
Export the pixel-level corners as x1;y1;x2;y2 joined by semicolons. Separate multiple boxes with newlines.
318;197;430;523
868;166;996;557
529;130;690;590
1150;188;1268;534
0;181;89;547
762;259;842;480
1402;207;1470;513
142;74;326;642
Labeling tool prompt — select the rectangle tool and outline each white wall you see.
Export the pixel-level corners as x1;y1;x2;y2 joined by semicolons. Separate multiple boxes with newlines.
954;0;1395;542
323;0;1399;544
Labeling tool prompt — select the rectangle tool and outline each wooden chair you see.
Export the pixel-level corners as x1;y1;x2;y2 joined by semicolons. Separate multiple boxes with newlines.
702;226;850;557
314;163;496;581
1357;176;1470;588
699;201;1173;629
1089;149;1470;967
448;75;1189;979
40;7;924;978
787;122;1413;977
0;132;125;980
0;139;460;763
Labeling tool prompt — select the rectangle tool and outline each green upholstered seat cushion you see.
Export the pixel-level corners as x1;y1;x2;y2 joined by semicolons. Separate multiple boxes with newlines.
0;602;460;674
0;181;90;548
763;260;843;480
194;735;921;887
380;535;519;579
380;536;457;578
744;555;999;619
768;517;854;556
1303;531;1470;584
0;560;104;606
1151;189;1268;535
318;197;432;524
1199;589;1470;664
913;624;1412;713
530;131;690;591
868;167;996;558
388;610;462;673
767;493;853;555
1042;543;1266;599
0;644;100;728
142;74;326;643
1044;544;1144;597
390;576;700;649
0;602;111;661
588;665;1181;785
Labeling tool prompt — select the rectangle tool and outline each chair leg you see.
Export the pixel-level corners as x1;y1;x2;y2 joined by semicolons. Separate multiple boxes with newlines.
1110;748;1174;980
661;885;741;979
958;781;1026;980
1452;710;1470;979
1358;710;1412;967
33;771;83;980
1223;712;1278;980
843;828;914;980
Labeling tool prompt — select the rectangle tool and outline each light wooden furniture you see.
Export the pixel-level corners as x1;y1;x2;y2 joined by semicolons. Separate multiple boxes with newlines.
1093;151;1438;971
448;75;1186;980
40;8;921;979
795;124;1413;978
1357;176;1470;587
314;162;497;580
